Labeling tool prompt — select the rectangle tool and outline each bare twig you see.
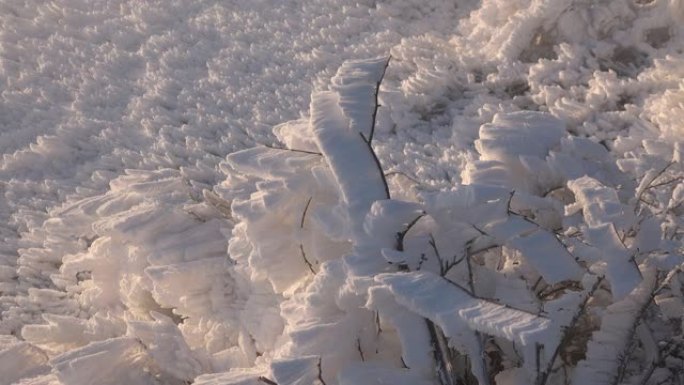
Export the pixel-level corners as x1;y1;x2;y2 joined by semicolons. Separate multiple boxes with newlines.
375;311;382;336
261;143;322;156
301;197;313;228
299;197;316;274
258;377;278;385
440;275;477;297
359;132;390;199
538;280;583;301
428;233;446;275
300;244;316;274
432;236;477;277
417;253;428;270
506;190;515;214
317;357;328;385
635;161;675;214
368;56;391;143
442;254;468;276
438;256;546;317
357;337;365;361
647;176;683;190
531;277;544;293
465;247;476;294
385;170;422;186
536;343;543;381
396;213;426;251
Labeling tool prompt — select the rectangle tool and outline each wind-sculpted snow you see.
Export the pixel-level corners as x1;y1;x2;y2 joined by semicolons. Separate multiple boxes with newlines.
50;337;155;385
377;270;552;348
366;286;434;376
204;55;683;385
0;0;468;337
0;336;48;384
310;90;388;238
468;111;565;193
3;0;684;384
330;57;390;141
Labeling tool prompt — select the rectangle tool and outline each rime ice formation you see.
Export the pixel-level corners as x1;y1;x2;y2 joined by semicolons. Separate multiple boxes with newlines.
2;0;684;385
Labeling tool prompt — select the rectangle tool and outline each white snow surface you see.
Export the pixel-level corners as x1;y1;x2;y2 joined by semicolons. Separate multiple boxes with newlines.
2;0;684;384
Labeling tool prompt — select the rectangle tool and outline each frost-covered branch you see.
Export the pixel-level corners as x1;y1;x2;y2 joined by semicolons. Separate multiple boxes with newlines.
610;266;683;385
182;55;684;385
426;318;460;385
536;275;604;385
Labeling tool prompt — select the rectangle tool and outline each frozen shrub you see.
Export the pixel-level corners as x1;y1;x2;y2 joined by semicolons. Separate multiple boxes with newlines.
220;57;684;385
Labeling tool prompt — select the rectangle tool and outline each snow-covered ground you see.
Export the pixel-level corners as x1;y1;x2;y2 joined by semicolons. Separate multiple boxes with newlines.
1;0;684;384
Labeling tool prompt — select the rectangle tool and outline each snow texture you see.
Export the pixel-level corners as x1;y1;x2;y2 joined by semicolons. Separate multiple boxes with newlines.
2;0;684;384
376;271;554;356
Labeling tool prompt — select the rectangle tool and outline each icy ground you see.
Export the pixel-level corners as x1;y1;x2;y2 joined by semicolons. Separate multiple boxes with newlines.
1;0;684;384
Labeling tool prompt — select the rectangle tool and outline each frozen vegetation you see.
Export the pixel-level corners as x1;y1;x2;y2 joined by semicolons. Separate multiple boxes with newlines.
1;0;684;384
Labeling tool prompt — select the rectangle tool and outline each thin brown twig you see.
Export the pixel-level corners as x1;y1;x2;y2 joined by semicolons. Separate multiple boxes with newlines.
317;357;328;385
368;56;391;143
301;197;313;228
359;132;390;199
428;233;446;275
647;176;683;190
396;213;426;251
258;376;278;385
635;161;675;214
300;244;316;275
357;337;365;361
299;197;316;274
261;143;322;156
385;170;422;186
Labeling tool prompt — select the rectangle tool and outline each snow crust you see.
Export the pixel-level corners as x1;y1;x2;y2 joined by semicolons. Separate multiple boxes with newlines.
2;0;684;384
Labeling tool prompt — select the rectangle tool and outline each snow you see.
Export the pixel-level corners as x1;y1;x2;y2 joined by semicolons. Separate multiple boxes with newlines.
2;0;684;384
376;271;552;347
0;336;48;384
366;286;434;376
310;89;388;238
50;337;153;385
269;356;320;385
